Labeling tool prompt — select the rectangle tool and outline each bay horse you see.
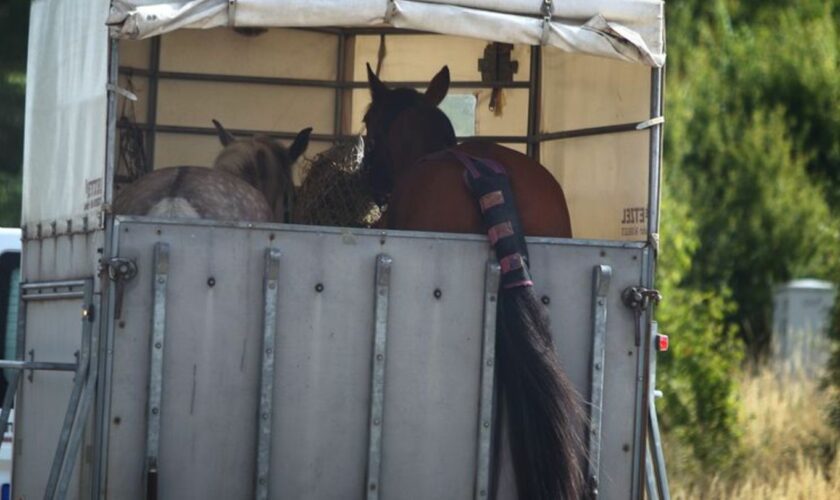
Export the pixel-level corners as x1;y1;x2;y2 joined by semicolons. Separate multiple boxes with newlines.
114;120;311;222
364;65;583;499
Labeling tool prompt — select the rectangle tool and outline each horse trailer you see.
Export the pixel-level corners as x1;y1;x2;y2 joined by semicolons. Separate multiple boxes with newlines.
2;1;669;498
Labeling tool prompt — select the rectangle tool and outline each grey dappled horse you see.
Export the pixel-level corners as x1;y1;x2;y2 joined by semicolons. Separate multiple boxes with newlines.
114;120;311;222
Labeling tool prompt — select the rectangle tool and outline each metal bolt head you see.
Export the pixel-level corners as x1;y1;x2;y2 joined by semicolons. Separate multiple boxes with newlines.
541;295;550;305
157;277;165;284
315;283;324;293
268;282;276;290
154;342;162;349
483;421;490;428
152;407;159;415
376;353;384;361
207;277;216;287
373;418;381;425
433;288;442;299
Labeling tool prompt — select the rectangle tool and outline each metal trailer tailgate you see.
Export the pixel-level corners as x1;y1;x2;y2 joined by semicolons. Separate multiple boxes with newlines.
102;219;645;499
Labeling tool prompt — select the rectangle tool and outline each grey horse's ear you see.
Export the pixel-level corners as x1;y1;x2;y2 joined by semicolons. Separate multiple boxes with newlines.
366;63;389;102
425;66;450;106
288;127;313;162
212;119;235;147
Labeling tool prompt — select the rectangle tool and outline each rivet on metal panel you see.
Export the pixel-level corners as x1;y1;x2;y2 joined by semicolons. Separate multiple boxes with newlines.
207;277;216;287
315;283;324;293
541;295;550;305
433;288;442;299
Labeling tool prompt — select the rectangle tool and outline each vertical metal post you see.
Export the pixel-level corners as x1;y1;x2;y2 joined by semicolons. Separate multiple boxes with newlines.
104;38;120;209
366;254;392;500
98;34;123;493
526;46;542;161
588;265;612;497
147;37;162;171
94;219;123;500
55;286;98;500
44;281;96;499
645;443;660;500
646;67;665;246
255;248;281;500
333;31;346;142
145;242;170;500
647;322;671;500
631;247;651;500
474;262;500;500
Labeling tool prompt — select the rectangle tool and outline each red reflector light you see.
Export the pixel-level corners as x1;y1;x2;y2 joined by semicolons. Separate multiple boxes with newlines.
656;334;669;352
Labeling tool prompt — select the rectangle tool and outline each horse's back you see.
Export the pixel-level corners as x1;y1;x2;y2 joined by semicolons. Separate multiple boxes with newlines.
114;166;273;222
388;143;572;237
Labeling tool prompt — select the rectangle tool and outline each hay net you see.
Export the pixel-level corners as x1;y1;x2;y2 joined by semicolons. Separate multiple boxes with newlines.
293;136;382;228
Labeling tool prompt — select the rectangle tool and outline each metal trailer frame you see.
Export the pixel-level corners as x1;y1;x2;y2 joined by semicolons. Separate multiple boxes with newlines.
5;24;670;500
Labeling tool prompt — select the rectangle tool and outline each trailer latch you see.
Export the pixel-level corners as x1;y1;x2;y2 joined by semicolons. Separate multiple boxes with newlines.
101;257;138;320
622;286;661;346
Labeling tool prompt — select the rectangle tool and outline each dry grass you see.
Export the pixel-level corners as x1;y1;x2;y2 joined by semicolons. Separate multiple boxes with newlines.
667;367;840;499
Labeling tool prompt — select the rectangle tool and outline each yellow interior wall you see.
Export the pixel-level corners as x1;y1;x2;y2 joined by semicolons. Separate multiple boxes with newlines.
349;34;531;137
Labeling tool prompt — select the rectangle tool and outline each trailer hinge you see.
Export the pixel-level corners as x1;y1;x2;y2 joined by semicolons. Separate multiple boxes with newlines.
101;257;138;320
622;286;661;346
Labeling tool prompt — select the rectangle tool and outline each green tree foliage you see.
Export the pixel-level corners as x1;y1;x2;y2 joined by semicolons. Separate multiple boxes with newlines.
657;0;840;471
0;0;29;226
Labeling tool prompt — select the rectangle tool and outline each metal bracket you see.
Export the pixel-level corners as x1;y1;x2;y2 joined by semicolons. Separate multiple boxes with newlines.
366;254;392;500
588;265;612;498
540;0;554;44
474;261;500;499
255;248;281;500
145;243;169;500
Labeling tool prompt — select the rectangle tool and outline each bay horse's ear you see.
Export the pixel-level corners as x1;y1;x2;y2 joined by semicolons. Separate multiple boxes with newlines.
288;127;313;162
425;66;450;106
212;119;235;147
366;63;389;102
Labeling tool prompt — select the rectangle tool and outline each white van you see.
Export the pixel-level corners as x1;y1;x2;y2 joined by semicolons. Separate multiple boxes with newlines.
0;227;21;498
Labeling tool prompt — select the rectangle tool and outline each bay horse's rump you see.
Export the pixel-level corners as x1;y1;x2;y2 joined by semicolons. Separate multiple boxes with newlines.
387;142;572;238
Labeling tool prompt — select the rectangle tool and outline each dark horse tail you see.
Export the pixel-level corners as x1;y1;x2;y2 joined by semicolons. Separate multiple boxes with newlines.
497;286;585;499
454;150;585;499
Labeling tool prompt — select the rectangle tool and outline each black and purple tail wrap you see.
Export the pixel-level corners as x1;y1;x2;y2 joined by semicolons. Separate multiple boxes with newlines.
452;150;533;289
450;148;585;500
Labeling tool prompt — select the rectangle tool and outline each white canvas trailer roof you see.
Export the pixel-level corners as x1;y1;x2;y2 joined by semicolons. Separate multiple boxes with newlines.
109;0;665;67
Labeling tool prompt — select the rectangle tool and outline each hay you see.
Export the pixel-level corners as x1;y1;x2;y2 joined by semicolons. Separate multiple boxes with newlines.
293;137;381;227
